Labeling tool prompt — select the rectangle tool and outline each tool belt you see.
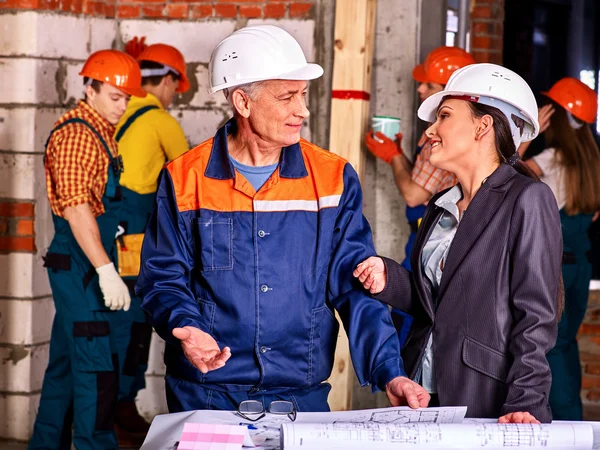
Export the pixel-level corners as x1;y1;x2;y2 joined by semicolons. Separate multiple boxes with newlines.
117;234;145;277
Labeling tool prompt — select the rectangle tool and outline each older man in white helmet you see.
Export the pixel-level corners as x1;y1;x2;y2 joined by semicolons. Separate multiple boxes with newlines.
136;25;428;413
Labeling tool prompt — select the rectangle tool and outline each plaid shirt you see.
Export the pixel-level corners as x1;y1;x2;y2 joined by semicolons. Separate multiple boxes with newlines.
45;100;118;218
412;132;457;195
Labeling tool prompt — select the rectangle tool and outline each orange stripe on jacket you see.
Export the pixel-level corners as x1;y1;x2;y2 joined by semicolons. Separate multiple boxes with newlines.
167;138;347;213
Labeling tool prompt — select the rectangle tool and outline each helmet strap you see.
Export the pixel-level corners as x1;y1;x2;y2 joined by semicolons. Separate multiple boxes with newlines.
140;64;180;78
566;112;585;130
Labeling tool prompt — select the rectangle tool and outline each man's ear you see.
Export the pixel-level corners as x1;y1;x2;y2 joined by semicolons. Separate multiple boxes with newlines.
231;89;251;119
475;114;494;141
85;84;97;101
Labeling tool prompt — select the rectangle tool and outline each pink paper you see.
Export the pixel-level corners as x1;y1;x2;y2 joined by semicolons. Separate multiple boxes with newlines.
178;423;246;450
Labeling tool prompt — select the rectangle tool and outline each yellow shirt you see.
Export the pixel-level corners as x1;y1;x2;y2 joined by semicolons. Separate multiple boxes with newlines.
116;93;189;194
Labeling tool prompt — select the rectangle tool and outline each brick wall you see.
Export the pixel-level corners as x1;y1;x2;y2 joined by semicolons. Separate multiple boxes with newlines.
578;290;600;419
470;0;504;64
0;0;316;20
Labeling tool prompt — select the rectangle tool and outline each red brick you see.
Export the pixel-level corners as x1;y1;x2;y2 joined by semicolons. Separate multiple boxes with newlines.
587;390;600;402
117;3;139;17
587;363;600;376
0;236;35;253
84;1;105;16
16;219;34;236
59;0;72;12
472;5;492;19
166;3;188;18
141;3;164;17
215;3;236;17
40;0;60;10
289;2;312;18
583;376;600;390
0;219;7;235
0;201;34;218
191;4;212;17
0;0;40;8
133;0;164;3
104;3;115;16
264;3;284;18
239;5;261;18
71;0;83;13
472;21;503;36
217;0;257;2
581;323;600;336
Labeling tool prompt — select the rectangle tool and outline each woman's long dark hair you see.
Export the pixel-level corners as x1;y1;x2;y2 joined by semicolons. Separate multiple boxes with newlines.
467;101;564;319
545;100;600;215
467;102;540;181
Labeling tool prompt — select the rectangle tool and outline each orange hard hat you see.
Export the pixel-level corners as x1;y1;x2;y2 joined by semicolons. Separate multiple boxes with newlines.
412;46;476;85
79;50;146;98
542;77;598;124
138;44;190;93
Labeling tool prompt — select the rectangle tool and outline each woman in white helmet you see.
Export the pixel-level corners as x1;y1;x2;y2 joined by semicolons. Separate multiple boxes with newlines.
354;64;563;422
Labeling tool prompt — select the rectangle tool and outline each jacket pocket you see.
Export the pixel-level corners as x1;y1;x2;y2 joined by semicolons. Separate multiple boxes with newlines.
462;336;509;383
193;218;233;271
72;321;114;372
309;305;339;385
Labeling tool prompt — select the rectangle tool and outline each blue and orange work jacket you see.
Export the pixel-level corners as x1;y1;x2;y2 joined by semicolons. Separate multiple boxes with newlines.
137;120;405;394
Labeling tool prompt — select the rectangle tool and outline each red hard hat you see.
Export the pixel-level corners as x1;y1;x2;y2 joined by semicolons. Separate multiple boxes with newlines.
413;46;476;85
79;50;146;98
138;44;190;93
542;77;598;124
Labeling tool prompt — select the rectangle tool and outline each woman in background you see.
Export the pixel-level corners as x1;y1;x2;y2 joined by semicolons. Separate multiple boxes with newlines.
519;77;600;421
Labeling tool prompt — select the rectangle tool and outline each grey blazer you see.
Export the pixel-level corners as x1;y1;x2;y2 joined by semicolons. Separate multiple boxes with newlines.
376;163;562;422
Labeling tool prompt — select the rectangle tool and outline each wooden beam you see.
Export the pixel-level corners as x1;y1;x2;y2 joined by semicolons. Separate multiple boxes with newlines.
327;0;377;412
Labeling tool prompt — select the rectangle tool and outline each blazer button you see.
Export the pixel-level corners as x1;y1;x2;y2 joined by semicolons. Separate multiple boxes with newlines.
258;230;266;238
260;285;269;293
260;346;268;354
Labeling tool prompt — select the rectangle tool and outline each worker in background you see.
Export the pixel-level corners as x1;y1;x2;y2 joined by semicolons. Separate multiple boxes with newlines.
364;46;475;345
518;77;600;420
29;50;144;450
112;41;190;442
136;24;430;413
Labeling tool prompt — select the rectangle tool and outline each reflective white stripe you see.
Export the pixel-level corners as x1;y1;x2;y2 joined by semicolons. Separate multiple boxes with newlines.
318;194;342;209
140;64;180;78
253;195;341;212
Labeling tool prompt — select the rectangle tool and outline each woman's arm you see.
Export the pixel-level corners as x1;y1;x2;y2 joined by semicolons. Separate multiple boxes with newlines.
502;181;562;423
354;256;418;314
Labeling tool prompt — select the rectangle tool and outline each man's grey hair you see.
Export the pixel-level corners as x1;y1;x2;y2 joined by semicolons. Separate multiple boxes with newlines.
223;81;265;111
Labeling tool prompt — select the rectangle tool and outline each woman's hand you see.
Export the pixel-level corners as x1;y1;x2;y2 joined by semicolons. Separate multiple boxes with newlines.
538;104;555;134
498;411;540;424
353;256;387;294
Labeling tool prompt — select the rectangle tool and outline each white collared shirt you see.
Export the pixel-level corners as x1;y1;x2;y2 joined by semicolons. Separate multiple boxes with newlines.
419;185;462;393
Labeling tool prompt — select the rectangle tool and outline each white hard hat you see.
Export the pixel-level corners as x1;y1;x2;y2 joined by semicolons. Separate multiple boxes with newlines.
418;63;540;149
208;25;324;94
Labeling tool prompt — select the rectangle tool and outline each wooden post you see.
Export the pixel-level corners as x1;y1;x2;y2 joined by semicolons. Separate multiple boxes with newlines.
327;0;377;411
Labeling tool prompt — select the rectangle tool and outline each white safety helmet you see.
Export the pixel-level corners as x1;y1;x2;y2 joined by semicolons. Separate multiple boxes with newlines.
418;63;540;149
208;25;324;94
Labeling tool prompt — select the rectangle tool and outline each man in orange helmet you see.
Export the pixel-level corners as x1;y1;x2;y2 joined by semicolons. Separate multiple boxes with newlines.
29;50;145;450
364;46;474;347
112;42;190;439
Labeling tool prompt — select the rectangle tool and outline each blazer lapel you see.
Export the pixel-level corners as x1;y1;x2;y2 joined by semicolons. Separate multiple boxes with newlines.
411;201;443;321
436;164;516;300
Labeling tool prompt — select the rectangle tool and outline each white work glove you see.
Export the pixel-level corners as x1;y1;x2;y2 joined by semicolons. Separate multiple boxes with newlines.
96;262;131;311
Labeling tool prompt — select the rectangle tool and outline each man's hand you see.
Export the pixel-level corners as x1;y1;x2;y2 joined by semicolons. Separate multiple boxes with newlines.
173;326;231;374
386;376;430;409
353;256;387;294
365;130;402;164
498;412;540;424
96;262;131;311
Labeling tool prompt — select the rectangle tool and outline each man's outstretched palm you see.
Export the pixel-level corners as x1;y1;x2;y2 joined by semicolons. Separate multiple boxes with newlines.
173;326;231;374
